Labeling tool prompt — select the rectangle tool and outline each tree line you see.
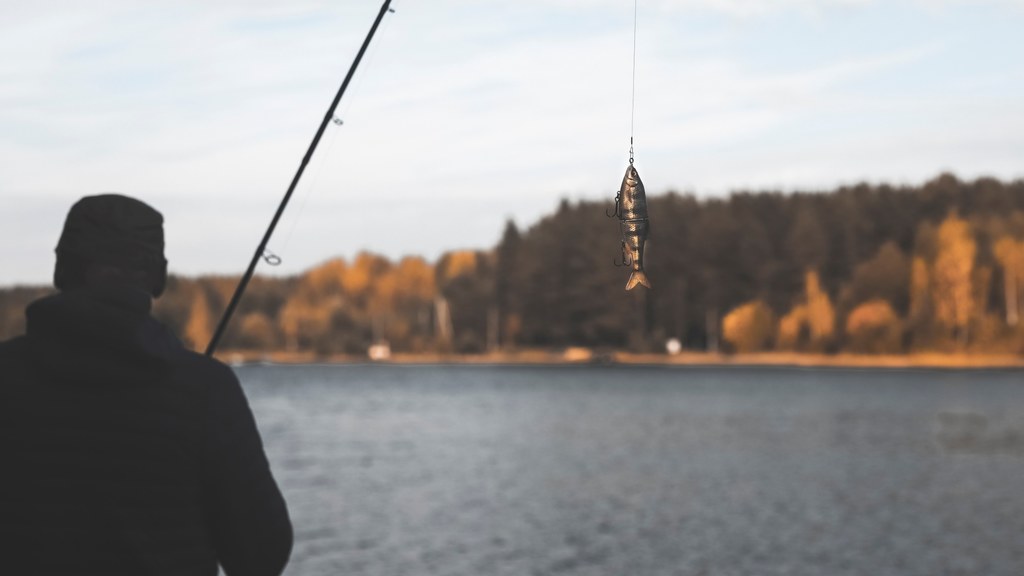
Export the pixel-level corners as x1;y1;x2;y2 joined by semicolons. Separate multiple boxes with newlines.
3;172;1024;356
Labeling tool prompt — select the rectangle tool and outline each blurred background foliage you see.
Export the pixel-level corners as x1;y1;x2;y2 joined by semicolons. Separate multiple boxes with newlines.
4;172;1024;356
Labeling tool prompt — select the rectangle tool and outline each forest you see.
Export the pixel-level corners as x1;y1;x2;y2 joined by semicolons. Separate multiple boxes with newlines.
3;172;1024;357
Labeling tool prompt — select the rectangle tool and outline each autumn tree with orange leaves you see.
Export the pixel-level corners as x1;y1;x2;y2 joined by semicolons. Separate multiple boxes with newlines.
931;213;976;346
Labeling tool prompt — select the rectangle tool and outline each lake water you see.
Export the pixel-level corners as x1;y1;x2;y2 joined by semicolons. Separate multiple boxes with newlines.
236;364;1024;576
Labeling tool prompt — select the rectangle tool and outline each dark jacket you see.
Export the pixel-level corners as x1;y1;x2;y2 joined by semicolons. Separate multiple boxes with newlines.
0;285;292;576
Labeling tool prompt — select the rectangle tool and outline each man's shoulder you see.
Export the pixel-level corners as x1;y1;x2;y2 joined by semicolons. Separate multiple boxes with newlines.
173;348;240;386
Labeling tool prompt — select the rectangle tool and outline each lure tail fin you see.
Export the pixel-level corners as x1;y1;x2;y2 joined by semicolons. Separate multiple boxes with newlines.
625;270;651;290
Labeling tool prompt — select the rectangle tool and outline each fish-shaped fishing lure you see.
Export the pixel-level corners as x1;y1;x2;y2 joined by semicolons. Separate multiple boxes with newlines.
609;164;651;290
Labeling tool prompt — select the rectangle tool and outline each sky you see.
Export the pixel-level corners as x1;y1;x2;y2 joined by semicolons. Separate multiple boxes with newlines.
2;0;1022;284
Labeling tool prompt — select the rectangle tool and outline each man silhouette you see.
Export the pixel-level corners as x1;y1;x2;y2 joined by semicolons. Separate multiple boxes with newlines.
0;195;292;576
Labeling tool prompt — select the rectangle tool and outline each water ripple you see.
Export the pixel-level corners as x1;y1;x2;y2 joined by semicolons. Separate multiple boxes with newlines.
236;364;1024;576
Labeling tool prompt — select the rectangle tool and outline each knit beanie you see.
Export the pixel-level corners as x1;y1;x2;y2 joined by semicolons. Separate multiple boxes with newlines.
54;194;167;296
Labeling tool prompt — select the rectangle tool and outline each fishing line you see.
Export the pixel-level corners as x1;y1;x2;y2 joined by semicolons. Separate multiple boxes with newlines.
626;0;634;165
206;0;396;355
278;5;397;255
335;7;395;127
278;123;341;254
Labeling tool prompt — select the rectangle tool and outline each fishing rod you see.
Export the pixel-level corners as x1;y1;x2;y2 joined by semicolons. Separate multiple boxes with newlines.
205;0;395;356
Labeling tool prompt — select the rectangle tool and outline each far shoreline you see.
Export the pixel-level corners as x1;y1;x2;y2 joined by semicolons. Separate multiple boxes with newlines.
216;349;1024;370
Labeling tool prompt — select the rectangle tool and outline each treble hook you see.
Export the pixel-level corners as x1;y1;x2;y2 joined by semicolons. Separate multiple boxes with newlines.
606;191;622;218
613;244;632;267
